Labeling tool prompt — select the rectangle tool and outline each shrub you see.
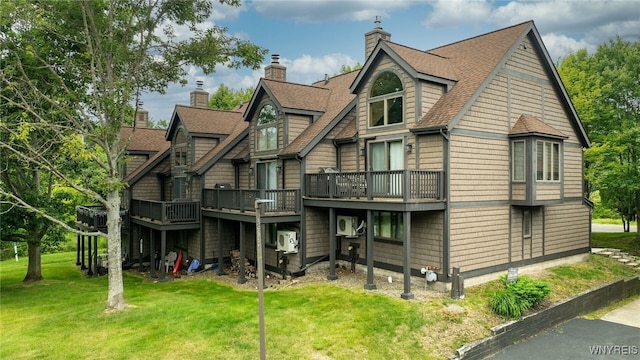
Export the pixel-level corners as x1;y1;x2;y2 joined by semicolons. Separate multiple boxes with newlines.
489;275;551;318
489;289;527;318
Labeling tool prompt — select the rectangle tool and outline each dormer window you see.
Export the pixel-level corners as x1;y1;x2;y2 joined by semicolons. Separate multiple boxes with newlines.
256;104;277;151
368;72;404;127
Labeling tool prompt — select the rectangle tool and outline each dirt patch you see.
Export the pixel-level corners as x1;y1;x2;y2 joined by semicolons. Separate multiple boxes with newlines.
163;262;447;301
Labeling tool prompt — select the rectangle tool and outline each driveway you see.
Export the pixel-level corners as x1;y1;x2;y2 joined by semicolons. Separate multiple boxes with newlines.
487;298;640;360
592;223;637;233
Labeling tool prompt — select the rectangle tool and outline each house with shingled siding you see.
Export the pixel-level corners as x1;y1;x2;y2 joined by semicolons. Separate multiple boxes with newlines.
77;20;591;297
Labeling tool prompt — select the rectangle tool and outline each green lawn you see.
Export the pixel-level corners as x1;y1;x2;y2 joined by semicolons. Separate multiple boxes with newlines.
0;252;447;359
1;249;637;359
593;232;640;256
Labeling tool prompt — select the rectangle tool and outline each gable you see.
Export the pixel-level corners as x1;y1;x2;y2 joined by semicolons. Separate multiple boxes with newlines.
413;21;589;148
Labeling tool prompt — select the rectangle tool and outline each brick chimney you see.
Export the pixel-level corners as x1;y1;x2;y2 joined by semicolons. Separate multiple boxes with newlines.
264;54;286;82
135;101;148;128
190;80;209;108
365;16;390;59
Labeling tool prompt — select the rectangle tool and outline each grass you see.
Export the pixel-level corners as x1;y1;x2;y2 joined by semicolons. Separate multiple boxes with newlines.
593;232;640;256
1;247;638;359
592;218;637;226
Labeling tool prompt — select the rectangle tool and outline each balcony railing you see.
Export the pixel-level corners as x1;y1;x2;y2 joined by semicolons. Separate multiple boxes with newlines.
202;189;301;214
129;199;200;224
75;205;128;230
305;170;444;201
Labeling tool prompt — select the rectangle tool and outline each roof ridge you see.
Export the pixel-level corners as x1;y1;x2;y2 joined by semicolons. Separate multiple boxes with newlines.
263;78;331;92
428;20;533;52
174;104;243;113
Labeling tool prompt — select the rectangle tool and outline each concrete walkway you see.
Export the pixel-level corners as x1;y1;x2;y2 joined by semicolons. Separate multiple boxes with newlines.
487;297;640;359
601;297;640;329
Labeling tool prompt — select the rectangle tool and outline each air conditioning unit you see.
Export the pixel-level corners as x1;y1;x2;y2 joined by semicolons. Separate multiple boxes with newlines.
337;215;357;236
277;230;298;253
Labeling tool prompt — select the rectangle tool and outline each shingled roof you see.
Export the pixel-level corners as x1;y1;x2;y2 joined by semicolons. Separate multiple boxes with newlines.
166;105;243;140
281;70;359;156
123;142;170;184
120;127;168;153
509;114;568;139
383;42;459;82
190;120;249;175
414;21;532;130
261;79;330;112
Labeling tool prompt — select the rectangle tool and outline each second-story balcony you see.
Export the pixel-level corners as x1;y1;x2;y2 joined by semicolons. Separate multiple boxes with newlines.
76;205;129;231
202;188;301;214
305;170;445;201
129;199;200;225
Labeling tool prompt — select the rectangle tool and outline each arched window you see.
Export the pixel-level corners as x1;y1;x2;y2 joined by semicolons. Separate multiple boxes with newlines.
256;104;277;150
368;72;404;127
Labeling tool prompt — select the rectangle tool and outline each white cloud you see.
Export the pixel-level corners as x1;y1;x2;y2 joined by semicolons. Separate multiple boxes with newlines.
421;1;640;59
281;53;359;84
422;0;492;27
211;0;246;21
141;51;358;121
541;33;593;63
251;0;414;23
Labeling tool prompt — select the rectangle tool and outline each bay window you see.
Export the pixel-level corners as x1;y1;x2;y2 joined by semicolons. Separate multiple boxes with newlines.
512;140;525;181
536;140;560;181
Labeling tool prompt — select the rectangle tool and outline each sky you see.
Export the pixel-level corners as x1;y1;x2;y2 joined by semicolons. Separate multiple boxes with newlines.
141;0;640;123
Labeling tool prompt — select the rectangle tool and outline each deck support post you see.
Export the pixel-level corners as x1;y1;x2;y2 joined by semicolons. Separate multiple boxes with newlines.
159;230;167;282
218;218;224;276
238;221;247;284
401;211;414;300
93;235;99;276
76;234;81;265
364;209;376;290
87;235;94;276
150;230;157;279
327;207;338;280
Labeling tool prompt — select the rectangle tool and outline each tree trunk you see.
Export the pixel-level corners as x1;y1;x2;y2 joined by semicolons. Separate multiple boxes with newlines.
104;189;128;311
636;191;640;242
23;241;42;282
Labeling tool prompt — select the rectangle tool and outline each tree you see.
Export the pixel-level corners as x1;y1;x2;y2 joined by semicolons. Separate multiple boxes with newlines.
558;37;640;238
339;62;363;74
1;0;86;280
208;83;254;110
0;0;266;311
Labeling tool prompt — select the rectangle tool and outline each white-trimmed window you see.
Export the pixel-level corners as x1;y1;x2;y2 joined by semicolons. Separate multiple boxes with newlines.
368;72;404;127
256;104;277;151
512;140;526;181
536;140;560;181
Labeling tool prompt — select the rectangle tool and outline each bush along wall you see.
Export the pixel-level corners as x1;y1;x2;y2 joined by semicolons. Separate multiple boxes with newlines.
489;275;551;318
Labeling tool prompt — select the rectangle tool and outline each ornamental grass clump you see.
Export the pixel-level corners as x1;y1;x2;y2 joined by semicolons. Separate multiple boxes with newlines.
489;275;551;318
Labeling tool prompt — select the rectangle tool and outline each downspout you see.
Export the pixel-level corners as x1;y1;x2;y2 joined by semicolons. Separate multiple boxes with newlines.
440;128;451;281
